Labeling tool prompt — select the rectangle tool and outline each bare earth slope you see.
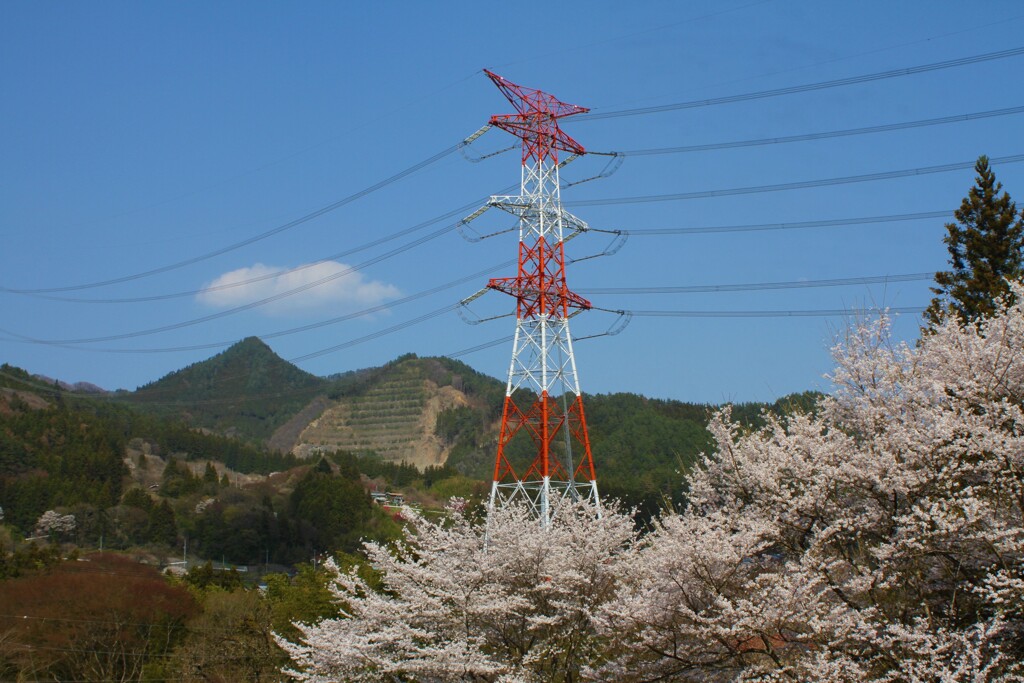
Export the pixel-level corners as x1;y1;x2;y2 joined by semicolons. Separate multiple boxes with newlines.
276;358;475;470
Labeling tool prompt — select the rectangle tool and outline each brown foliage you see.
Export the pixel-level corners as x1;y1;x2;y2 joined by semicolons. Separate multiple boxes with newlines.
166;588;285;683
0;552;197;682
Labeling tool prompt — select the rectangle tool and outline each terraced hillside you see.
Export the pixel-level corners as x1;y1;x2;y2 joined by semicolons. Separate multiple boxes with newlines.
291;357;475;469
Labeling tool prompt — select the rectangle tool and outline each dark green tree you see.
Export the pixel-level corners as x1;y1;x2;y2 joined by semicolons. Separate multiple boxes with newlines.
289;467;372;554
203;461;219;486
925;155;1024;326
161;459;200;497
146;500;178;546
264;564;341;641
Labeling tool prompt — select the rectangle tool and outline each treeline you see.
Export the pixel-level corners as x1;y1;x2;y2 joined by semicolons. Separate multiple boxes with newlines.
145;418;298;473
0;550;348;681
0;380;298;530
437;389;822;521
0;392;128;529
1;350;820;562
0;365;406;566
128;337;325;442
177;456;400;566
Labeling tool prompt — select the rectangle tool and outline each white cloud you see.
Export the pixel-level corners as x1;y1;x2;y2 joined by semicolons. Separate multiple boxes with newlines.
197;261;401;314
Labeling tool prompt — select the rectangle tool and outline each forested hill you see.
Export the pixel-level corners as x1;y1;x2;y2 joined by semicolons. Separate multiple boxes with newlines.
438;387;820;512
0;347;820;561
3;341;820;524
126;336;325;441
111;339;819;503
0;363;300;532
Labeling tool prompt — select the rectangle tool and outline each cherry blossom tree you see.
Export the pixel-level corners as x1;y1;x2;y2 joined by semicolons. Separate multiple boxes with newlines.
277;500;638;682
279;288;1024;682
34;509;76;538
594;294;1024;681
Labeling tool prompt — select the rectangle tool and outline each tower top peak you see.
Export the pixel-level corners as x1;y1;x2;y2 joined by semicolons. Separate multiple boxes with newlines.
483;69;589;163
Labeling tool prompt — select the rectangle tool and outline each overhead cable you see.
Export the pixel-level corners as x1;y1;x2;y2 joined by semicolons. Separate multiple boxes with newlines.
574;46;1024;121
0;125;492;295
446;335;514;359
579;273;932;295
588;210;948;236
289;304;461;364
568;153;1024;207
610;105;1024;155
18;223;457;345
3;261;515;358
15;208;952;307
594;306;926;318
5;180;520;345
20;190;517;305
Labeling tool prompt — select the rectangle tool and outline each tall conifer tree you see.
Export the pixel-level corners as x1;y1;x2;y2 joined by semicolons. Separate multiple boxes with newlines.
925;155;1024;326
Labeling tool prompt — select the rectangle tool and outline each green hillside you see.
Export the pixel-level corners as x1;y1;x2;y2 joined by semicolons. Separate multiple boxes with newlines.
439;391;730;513
0;364;395;566
1;347;821;562
126;337;326;442
111;340;817;512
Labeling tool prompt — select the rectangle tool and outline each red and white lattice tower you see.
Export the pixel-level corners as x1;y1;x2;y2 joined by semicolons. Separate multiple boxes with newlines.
481;69;600;524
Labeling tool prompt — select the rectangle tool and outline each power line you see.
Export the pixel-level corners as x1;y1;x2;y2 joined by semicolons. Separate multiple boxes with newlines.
589;209;947;236
4;182;519;345
0;304;496;403
568;153;1024;207
18;51;1008;299
15;220;514;306
289;304;461;364
446;335;513;359
0;127;491;295
196;260;512;349
579;273;932;295
1;274;513;404
2;261;515;358
595;306;925;318
9;223;458;346
0;207;944;348
609;105;1024;155
575;45;1024;121
0;268;933;400
4;266;923;401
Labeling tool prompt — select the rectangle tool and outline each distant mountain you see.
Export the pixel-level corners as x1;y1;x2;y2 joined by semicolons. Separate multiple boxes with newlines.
104;339;821;507
126;337;326;442
4;344;824;524
0;360;369;567
32;375;108;394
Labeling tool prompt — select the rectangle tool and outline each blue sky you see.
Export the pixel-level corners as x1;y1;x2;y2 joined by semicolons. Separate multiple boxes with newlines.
2;1;1023;403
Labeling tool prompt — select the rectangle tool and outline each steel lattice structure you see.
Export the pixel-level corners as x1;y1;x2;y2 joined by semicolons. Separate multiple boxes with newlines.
478;69;601;525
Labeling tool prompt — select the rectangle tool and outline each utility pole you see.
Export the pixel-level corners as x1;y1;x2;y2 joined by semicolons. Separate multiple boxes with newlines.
469;70;601;526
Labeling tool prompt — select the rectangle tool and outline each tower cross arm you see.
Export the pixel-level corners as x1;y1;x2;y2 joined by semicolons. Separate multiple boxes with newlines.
483;69;589;119
486;277;593;312
487;115;588;157
483;69;589;162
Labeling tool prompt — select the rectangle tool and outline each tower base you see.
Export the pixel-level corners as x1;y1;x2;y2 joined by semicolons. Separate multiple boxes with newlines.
488;478;601;527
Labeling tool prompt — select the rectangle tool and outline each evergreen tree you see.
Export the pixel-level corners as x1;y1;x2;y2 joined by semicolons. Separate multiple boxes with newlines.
925;155;1024;326
146;500;178;546
202;461;220;494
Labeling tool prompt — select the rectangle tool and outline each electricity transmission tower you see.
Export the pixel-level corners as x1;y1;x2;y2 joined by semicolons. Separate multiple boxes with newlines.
463;70;601;525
